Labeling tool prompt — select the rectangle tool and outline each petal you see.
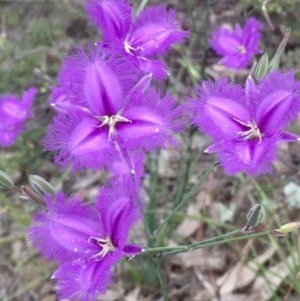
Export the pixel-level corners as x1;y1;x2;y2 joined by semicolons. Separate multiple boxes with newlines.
190;78;250;140
281;131;300;142
129;5;189;57
0;98;26;125
123;243;144;256
108;150;145;183
204;141;225;153
119;90;184;150
137;57;169;80
257;91;294;135
84;56;123;115
98;177;142;248
256;71;300;134
21;87;38;111
242;17;263;52
0;94;33;125
60;45;137;115
0;127;22;148
29;193;103;262
44;110;117;171
86;0;132;44
211;27;242;56
215;136;280;176
54;252;123;301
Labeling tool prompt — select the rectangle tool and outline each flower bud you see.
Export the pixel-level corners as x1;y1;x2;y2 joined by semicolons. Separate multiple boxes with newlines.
269;28;291;71
0;170;14;190
246;204;265;228
279;221;300;234
254;53;269;80
28;175;55;197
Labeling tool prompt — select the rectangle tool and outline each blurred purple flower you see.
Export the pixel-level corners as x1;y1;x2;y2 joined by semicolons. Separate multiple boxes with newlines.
45;45;184;172
29;177;143;301
86;0;189;79
210;17;263;70
190;71;300;175
0;87;37;147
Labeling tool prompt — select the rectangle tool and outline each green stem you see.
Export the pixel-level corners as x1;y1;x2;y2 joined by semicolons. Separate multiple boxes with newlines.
199;0;211;79
155;161;217;236
135;0;149;15
143;172;168;300
144;230;271;256
153;258;169;301
146;151;160;233
173;127;196;207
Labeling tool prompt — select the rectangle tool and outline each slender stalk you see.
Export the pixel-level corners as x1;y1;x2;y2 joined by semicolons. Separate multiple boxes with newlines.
135;0;149;15
153;258;169;301
155;161;217;236
173;127;196;207
199;0;211;79
143;172;168;300
144;230;272;256
146;150;160;233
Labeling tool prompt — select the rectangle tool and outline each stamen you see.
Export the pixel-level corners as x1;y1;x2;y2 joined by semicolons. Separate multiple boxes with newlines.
94;114;132;141
233;117;263;144
88;236;116;261
124;37;143;54
238;45;246;54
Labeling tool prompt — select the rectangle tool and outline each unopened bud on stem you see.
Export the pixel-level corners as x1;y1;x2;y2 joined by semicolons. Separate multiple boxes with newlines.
28;175;55;198
0;170;14;190
247;204;265;228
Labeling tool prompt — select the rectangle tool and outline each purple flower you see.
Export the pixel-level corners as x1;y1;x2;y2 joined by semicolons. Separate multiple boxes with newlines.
45;45;184;171
29;177;143;301
210;17;263;70
86;0;189;79
0;87;37;148
190;71;300;175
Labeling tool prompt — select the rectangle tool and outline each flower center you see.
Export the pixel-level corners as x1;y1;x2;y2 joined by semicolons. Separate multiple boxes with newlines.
88;236;116;261
238;45;246;54
124;37;143;55
233;117;263;144
95;114;132;141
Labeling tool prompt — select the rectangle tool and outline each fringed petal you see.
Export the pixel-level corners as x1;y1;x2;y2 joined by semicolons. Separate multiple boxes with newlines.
54;253;123;301
190;78;250;140
44;109;117;171
28;193;103;262
129;5;189;57
98;177;143;249
86;0;132;44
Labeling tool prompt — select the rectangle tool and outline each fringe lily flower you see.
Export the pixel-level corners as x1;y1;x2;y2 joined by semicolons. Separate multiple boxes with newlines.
86;0;189;79
29;177;143;301
190;71;300;175
0;87;37;147
45;45;183;172
210;17;263;70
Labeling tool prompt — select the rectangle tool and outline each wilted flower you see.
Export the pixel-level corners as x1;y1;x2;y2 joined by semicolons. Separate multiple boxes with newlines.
29;177;143;301
210;17;263;70
190;71;300;175
45;45;183;171
0;87;37;147
86;0;189;79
